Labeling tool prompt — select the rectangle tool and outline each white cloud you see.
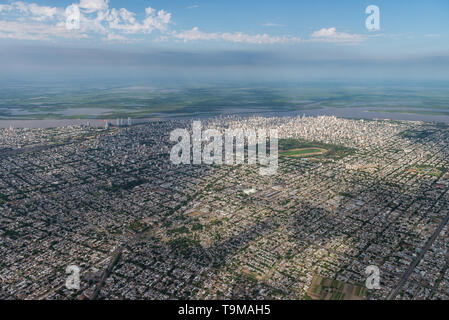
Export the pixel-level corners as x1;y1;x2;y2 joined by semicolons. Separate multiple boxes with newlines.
312;27;337;37
142;8;171;33
118;8;135;24
0;20;86;40
104;32;128;42
78;0;109;13
23;3;58;20
78;4;171;35
263;23;283;27
310;27;364;43
0;2;365;46
2;1;60;21
0;1;172;42
173;27;211;41
173;27;301;44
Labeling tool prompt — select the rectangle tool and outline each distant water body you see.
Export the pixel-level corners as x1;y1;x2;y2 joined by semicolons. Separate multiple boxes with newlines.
0;118;153;129
1;107;449;128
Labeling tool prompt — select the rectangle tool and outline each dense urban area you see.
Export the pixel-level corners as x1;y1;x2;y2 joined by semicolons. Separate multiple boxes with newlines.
0;115;448;300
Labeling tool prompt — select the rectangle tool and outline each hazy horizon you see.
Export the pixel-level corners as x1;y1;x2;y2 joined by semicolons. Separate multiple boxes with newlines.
1;0;449;83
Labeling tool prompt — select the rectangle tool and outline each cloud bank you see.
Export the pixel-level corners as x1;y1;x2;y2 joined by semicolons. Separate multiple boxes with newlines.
0;1;365;45
172;27;301;44
0;0;171;41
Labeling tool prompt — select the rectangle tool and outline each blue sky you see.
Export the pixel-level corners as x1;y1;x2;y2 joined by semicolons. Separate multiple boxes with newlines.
1;0;449;81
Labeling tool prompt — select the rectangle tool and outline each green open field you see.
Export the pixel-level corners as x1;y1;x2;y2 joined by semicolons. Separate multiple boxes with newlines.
279;139;354;160
279;147;327;157
306;275;367;300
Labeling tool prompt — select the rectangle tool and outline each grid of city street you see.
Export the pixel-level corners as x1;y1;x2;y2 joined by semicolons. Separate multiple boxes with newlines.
1;115;448;300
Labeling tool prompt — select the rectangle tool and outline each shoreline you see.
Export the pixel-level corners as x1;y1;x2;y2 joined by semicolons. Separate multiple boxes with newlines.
2;107;449;128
